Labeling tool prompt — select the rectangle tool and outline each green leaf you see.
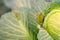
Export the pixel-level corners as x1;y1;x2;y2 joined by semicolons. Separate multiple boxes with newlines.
0;8;39;40
43;9;60;40
44;1;60;18
43;1;60;40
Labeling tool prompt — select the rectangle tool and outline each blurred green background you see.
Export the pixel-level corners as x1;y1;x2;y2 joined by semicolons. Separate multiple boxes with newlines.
0;0;59;17
0;0;11;17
